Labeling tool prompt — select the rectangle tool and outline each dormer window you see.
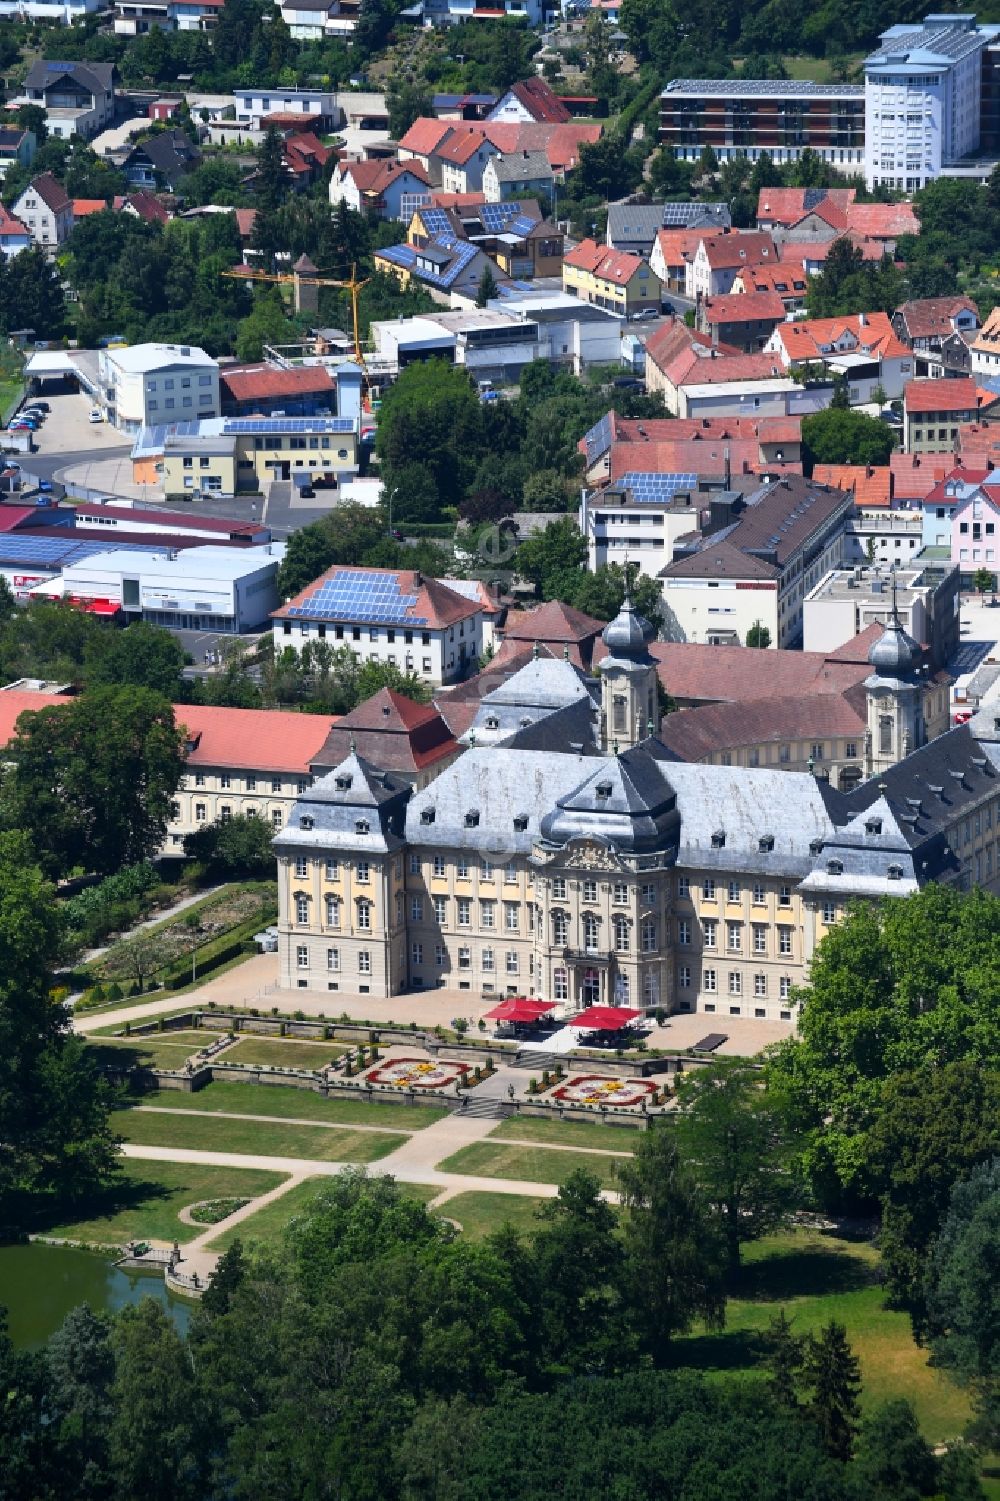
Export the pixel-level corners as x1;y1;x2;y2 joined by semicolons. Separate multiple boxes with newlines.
827;858;843;875
420;807;435;824
513;814;528;831
596;780;613;798
300;815;314;830
865;817;882;835
711;830;726;848
759;834;775;853
355;818;369;835
465;809;480;827
485;715;499;730
887;863;903;880
335;773;352;790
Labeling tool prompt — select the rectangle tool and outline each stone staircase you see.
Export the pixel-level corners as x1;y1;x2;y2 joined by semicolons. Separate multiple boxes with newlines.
511;1049;565;1071
459;1095;511;1121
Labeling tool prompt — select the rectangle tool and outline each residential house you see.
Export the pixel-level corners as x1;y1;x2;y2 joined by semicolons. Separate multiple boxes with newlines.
488;78;570;125
396;117;456;180
562;239;660;317
408;200;562;281
0;128;34;181
755;187;857;234
0;0;104;17
950;477;1000;575
686;231;777;300
892;296;981;378
891;450;954;505
731;261;809;312
649;227;705;294
12;174;72;255
765;311;912;400
430;93;496;122
219;364;337;418
114;0;225;32
374;233;504;305
659;474;854;649
329;158;431;221
643;318;793;416
696;291;786;353
755;186;918;250
482;149;554;207
918;467;987;551
15;59;116;141
272;565;485;687
904;377;984;454
97;342;220;434
117;189;171;224
606;200;730;257
579;409;803;488
970;306;1000;378
233;87;340;133
778;236;884;277
0;204;30;261
434;128;499;195
122;130;201;191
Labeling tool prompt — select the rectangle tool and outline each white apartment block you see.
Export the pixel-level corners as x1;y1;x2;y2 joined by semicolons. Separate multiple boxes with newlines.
96;342;220;434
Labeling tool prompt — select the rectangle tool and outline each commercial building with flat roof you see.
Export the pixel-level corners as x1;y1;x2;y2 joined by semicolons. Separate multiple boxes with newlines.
96;342;220;434
59;543;283;633
803;560;961;668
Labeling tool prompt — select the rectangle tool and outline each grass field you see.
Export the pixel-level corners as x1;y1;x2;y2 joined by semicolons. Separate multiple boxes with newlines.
135;1081;447;1128
671;1229;971;1446
491;1115;643;1152
114;1107;407;1163
437;1141;630;1190
208;1179;441;1251
223;1037;352;1067
437;1190;549;1241
85;1034;215;1071
38;1161;287;1247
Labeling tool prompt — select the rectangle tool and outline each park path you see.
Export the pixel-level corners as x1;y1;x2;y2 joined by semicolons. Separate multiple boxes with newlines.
172;1172;309;1282
133;1104;416;1136
77;884;227;967
119;1142;614;1203
73;952;279;1032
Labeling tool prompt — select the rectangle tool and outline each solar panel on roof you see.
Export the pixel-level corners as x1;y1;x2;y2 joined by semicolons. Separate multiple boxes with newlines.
619;471;698;502
585;412;613;466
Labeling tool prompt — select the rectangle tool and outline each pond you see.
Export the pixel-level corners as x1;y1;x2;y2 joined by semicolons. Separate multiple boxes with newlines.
0;1242;193;1349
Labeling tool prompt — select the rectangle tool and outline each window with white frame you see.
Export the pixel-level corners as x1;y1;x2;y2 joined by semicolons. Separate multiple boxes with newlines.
504;862;517;884
296;944;308;969
614;916;630;952
506;950;519;975
678;876;690;898
553;911;568;945
727;922;742;952
641;918;656;952
754;973;767;997
358;951;371;974
411;942;423;966
728;880;741;901
779;884;791;907
295;894;309;925
325;859;339;880
295;856;308;877
678;918;690;945
435;942;446;965
325;896;340;928
822;901;837;923
410;896;423;921
583;914;600;952
357;899;371;931
703;919;717;949
778;927;792;955
482;947;494;972
458;946;471;969
327;948;339;972
481;900;495;929
433;896;447;924
552;876;566;899
752;881;765;904
409;853;420;875
779;976;792;1000
504;902;519;931
641;883;655;904
583;879;598;902
457;898;471;927
613;882;628;904
456;855;469;878
678;964;691;988
356;861;369;883
702;878;716;899
482;860;496;880
703;967;717;992
553;967;568;1000
752;923;767;953
729;971;742;996
433;854;446;876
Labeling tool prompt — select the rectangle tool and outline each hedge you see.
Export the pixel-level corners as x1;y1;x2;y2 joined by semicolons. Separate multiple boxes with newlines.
161;911;277;990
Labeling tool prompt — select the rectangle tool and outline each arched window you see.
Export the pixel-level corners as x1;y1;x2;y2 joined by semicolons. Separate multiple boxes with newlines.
583;913;600;953
325;895;340;928
613;915;630;952
552;910;568;946
613;694;627;732
357;899;371;931
879;714;893;756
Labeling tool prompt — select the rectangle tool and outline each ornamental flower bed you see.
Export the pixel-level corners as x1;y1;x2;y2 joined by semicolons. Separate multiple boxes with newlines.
551;1074;658;1108
364;1056;471;1090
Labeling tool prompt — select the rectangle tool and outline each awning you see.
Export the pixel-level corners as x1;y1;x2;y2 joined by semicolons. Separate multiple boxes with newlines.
484;997;556;1024
568;1005;643;1032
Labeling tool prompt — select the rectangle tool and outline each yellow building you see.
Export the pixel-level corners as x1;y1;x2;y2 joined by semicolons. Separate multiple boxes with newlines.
562;237;660;317
137;416;360;498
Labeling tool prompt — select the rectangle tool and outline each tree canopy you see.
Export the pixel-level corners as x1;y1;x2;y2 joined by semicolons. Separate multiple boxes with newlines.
802;407;897;470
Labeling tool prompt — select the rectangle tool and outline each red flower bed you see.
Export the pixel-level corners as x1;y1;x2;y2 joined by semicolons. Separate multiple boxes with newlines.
364;1056;472;1089
551;1073;658;1107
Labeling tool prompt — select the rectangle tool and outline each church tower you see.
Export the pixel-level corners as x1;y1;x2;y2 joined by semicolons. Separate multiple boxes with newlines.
598;580;658;752
864;577;924;777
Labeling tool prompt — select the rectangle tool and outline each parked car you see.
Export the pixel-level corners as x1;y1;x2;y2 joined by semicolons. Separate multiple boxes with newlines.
27;400;50;413
631;308;659;321
23;406;46;419
88;408;104;423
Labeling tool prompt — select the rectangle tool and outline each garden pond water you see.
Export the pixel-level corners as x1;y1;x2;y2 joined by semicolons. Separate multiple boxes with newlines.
0;1242;192;1348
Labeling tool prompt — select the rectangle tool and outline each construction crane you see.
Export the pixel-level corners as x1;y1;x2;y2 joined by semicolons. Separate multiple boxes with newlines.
222;256;370;378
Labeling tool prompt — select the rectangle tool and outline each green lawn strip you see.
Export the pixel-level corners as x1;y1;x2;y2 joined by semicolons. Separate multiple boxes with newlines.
84;1035;215;1071
223;1037;352;1067
437;1142;628;1191
208;1177;442;1251
37;1161;287;1247
491;1115;643;1152
436;1190;549;1241
671;1229;971;1446
134;1080;446;1128
114;1106;407;1163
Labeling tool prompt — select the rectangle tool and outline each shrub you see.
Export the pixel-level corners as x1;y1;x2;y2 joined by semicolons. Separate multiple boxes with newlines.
485;1055;493;1071
106;982;123;1003
478;1018;486;1032
528;1076;538;1094
293;1009;305;1021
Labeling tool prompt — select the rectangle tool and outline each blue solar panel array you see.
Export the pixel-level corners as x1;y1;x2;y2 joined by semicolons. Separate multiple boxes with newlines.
0;534;166;567
619;472;699;502
222;417;355;435
287;568;428;627
584;412;613;467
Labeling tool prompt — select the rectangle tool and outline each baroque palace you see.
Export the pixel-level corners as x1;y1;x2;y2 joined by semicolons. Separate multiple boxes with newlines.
274;590;1000;1024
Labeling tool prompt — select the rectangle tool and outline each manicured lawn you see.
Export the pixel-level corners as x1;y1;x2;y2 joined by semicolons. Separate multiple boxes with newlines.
671;1229;971;1445
136;1080;446;1128
208;1177;442;1251
777;53;864;81
38;1161;287;1247
223;1036;351;1067
85;1034;213;1072
491;1115;643;1152
437;1190;549;1241
437;1142;629;1190
114;1107;407;1163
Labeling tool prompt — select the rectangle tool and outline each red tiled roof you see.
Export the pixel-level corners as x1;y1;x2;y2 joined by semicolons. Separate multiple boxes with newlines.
658;686;867;760
778;236;884;265
890;451;953;498
774;311;907;364
648;640;871;704
923;465;990;504
564;237;648;284
221;363;335;403
699;231;776;270
284;132;333;173
262;111;322;128
653;226;704;266
175;704;337;774
235;208;257;238
812;464;892;507
273;566;480;630
435;126;493;166
895;296;979;342
397;117;454;157
0;203;28;238
504;78;571;124
677;351;787;387
0;690;69;747
338;158;430;193
72;198;107;217
732;262;808;298
501;599;604;668
702;290;786;324
312;686;457;775
847;201;919;239
756;187;856;226
608;438;762;482
124;189;170;224
904;376;980;414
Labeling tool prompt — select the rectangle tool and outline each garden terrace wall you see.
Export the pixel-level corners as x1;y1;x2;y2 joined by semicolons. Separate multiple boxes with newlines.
144;1062;464;1111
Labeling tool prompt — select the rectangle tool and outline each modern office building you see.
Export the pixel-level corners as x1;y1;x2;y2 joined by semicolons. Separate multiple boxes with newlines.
659;79;865;171
97;343;220;434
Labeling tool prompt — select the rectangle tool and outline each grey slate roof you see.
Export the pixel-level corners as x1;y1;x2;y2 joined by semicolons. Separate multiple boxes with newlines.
488;150;552;182
24;59;116;97
540;746;682;856
798;796;923;897
666;762;837;876
406;748;597;854
462;656;599;745
276;752;410;854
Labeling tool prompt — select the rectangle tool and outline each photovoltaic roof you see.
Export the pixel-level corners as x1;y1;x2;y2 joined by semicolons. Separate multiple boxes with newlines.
619;471;699;501
0;534;167;567
584;411;613;467
287;567;428;626
222;417;355;435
